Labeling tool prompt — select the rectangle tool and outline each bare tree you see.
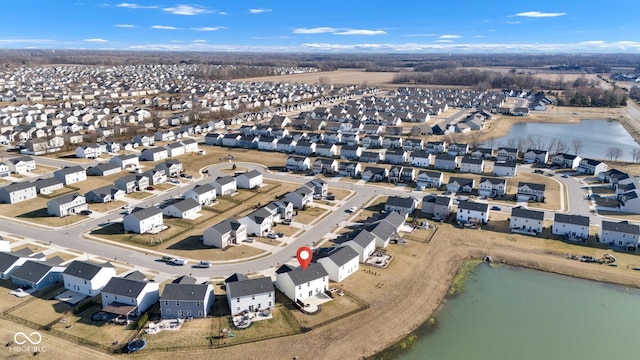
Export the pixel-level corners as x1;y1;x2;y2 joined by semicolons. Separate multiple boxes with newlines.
505;138;518;149
486;136;496;150
516;136;527;154
552;139;568;155
467;132;481;148
571;139;584;156
606;146;623;161
631;148;640;163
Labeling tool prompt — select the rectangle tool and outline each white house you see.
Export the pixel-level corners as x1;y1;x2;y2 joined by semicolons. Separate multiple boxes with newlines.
456;200;490;224
312;158;339;174
85;186;125;203
180;138;199;153
460;156;485;174
317;246;359;282
492;161;518;177
446;177;475;193
517;182;546;202
416;171;443;189
384;196;419;215
478;177;506;197
496;147;518;162
162;198;201;218
6;156;36;174
0;182;38;204
165;142;185;157
286;156;311;171
62;260;117;297
551;153;581;169
140;147;169;162
226;276;275;316
101;276;160;317
54;166;87;185
421;195;452;220
275;263;329;303
510;207;545;235
211;176;237;196
46;192;88;217
552;213;589;241
75;145;103;159
111;154;139;169
0;251;45;280
600;220;640;248
184;183;217;205
284;186;314;209
434;154;460;171
336;230;376;263
577;158;608;176
236;170;263;189
524;149;549;164
123;207;164;234
203;218;247;248
239;208;274;236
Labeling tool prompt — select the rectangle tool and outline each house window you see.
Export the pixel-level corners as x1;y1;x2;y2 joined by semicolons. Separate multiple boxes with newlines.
187;310;192;317
237;298;240;302
196;301;200;307
164;301;169;306
252;295;255;300
268;293;272;298
165;309;170;314
198;311;203;317
176;301;180;306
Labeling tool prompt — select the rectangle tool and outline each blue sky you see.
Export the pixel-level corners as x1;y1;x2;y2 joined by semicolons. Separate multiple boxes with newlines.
2;1;640;52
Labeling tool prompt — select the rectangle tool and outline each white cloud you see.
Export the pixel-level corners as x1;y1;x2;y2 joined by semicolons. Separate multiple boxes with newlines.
334;29;386;36
192;27;225;31
249;8;271;14
0;38;57;44
506;21;521;24
251;36;292;40
439;34;462;39
114;24;136;28
404;33;438;37
163;5;211;15
474;35;485;38
116;2;158;9
579;40;606;45
515;11;567;18
435;39;453;43
192;39;207;43
151;25;179;30
84;38;108;42
218;11;227;15
292;27;337;34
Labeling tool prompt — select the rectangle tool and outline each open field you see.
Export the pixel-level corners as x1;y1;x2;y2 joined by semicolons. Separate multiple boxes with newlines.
294;206;330;225
235;68;396;87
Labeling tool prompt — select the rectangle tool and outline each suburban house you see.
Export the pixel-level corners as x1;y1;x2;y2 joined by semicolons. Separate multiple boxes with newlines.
517;182;546;202
115;174;149;193
165;142;185;157
184;184;217;205
577;158;608;176
123;207;164;234
142;169;167;186
338;162;361;177
162;198;201;219
6;156;36;174
134;135;154;147
426;141;447;154
456;200;490;224
277;138;297;153
86;162;121;177
478;177;507;197
161;278;214;319
620;190;640;213
10;260;65;291
434;154;460;171
156;159;183;177
0;251;45;280
54;166;87;185
140;147;169;162
360;151;383;163
111;154;139;169
385;148;409;165
257;137;278;151
416;170;443;189
448;143;470;156
75;145;103;159
510;207;545;235
294;141;316;156
284;186;314;209
340;145;362;160
421;195;453;220
493;160;518;177
275;263;329;303
239;208;274;236
100;276;160;317
286;156;311;171
85;186;125;203
46;193;88;217
62;260;117;297
315;143;338;158
366;212;405;247
600;220;640;249
312;158;339;174
211;176;237;196
361;166;389;182
306;179;329;198
496;147;519;162
403;138;424;152
236;170;263;189
460;156;485;174
470;147;493;159
336;230;376;263
0;163;8;177
33;177;64;195
552;213;589;241
0;182;37;204
203;218;247;248
446;177;475;193
524;149;549;164
551;153;581;169
317;246;359;282
226;276;275;316
181;138;199;153
409;150;433;168
384;196;419;215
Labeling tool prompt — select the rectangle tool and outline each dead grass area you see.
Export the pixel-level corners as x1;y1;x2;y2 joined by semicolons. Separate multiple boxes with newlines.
125;191;153;200
403;227;436;243
220;166;249;174
212;198;240;212
328;188;353;201
604;161;640;174
290;293;365;329
271;224;300;237
31;164;58;175
187;146;288;170
0;279;27;312
153;183;176;191
234;68;396;87
597;211;640;222
167;241;268;262
46;251;77;263
254;237;283;247
0;196;45;217
294;206;330;225
91;222;189;247
142;317;214;351
17;208;85;227
88;200;127;213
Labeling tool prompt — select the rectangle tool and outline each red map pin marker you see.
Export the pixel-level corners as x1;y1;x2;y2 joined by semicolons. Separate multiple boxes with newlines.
296;246;313;270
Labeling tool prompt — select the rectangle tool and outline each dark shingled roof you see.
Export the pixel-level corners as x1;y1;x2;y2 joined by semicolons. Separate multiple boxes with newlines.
0;252;21;273
322;246;358;267
101;277;149;297
457;200;489;212
162;283;210;301
280;263;327;286
63;260;108;280
225;273;249;283
10;260;59;284
554;213;589;226
511;207;545;220
227;277;274;298
601;220;640;235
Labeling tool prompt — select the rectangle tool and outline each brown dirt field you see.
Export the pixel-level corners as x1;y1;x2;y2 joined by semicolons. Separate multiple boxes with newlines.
234;68;396;87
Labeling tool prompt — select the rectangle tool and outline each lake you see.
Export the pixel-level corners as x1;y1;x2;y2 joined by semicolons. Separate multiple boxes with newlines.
395;264;640;360
489;120;640;161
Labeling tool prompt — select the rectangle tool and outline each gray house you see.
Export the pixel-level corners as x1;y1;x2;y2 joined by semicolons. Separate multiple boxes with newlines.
160;277;215;319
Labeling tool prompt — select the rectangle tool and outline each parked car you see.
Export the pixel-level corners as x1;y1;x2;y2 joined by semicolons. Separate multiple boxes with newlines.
80;210;92;215
562;173;569;178
267;233;277;239
346;206;357;213
276;232;284;238
326;195;336;200
194;261;211;268
146;186;155;191
168;258;187;266
160;256;174;263
491;205;502;211
282;219;292;225
245;238;255;243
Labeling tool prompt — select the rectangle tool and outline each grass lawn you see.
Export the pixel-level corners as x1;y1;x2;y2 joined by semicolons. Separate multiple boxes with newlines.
0;196;47;217
166;239;269;261
183;146;289;171
212;198;242;213
31;164;58;175
142;317;215;351
88;200;128;213
289;293;366;329
17;208;86;227
213;306;301;348
294;206;330;225
255;237;284;247
91;222;190;247
153;183;176;191
271;223;300;237
125;191;153;200
403;227;436;243
42;186;77;198
328;188;353;201
55;304;138;349
0;279;28;312
46;251;78;263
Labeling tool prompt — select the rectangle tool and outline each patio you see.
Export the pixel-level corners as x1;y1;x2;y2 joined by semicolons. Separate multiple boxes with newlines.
54;290;87;305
